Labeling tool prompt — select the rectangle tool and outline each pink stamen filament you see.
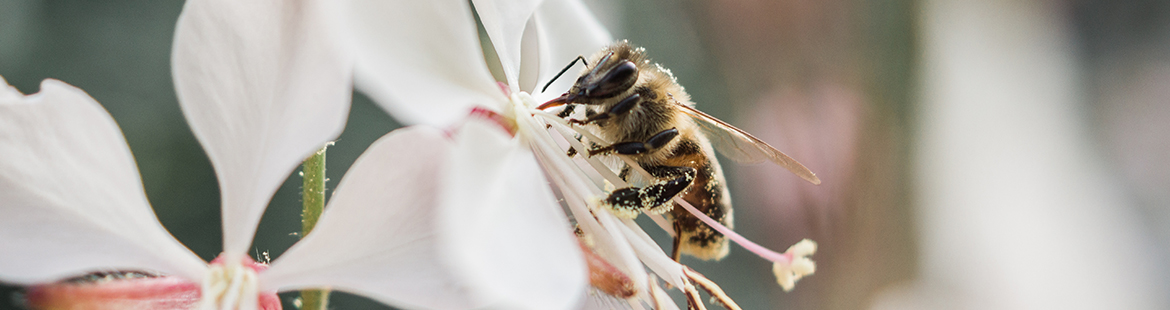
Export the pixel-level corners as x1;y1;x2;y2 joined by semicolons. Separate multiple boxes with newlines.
617;156;792;263
672;196;790;263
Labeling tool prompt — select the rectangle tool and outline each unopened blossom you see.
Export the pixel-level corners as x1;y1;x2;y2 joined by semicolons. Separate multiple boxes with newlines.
328;0;819;308
0;0;485;309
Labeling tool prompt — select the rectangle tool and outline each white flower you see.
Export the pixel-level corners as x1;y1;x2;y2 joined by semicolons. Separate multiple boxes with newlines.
330;0;821;308
329;0;650;307
330;0;722;309
0;0;484;309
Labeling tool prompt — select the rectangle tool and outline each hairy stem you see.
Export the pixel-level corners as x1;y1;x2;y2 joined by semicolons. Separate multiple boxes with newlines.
300;145;330;310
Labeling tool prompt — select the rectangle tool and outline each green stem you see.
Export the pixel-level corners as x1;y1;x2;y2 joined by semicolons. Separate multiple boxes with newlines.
300;145;330;310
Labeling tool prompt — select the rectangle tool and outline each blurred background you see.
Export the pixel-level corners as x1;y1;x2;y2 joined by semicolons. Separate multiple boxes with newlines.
2;0;1169;309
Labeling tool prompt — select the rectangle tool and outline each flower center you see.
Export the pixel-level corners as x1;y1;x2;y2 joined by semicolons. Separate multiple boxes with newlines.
496;91;544;141
507;92;539;123
198;256;260;310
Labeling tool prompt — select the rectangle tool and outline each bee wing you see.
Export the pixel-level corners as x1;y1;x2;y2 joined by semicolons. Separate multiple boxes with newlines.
676;103;822;185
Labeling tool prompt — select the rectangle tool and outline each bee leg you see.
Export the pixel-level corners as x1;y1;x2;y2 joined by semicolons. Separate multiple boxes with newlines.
671;221;683;261
589;127;678;157
568;93;641;126
565;133;585;157
603;165;696;217
556;103;577;118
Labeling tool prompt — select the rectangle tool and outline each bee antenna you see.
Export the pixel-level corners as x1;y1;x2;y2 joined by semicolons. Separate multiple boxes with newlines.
542;55;588;92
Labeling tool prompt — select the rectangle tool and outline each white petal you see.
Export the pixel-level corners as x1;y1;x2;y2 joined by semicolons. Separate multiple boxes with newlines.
471;0;544;90
439;119;587;310
577;290;633;310
517;18;543;93
329;0;505;126
532;0;614;101
614;218;684;289
172;0;352;257
260;127;482;310
0;78;207;284
0;75;20;101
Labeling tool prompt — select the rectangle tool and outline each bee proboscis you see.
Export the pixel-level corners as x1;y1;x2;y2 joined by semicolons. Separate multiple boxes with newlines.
539;41;819;261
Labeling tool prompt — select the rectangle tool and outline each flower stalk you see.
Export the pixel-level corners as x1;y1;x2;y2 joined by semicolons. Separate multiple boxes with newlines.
299;145;331;310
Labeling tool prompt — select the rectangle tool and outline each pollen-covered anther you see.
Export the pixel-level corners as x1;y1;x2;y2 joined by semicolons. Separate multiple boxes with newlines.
772;239;817;291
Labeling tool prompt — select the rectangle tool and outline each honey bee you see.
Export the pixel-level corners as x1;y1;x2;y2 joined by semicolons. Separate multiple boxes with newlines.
539;41;821;261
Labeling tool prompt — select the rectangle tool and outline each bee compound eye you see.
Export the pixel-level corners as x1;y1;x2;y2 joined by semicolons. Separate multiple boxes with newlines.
586;60;639;99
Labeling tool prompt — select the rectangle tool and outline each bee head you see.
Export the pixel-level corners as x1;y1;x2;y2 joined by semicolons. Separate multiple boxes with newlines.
539;42;645;110
540;53;639;110
578;58;638;99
